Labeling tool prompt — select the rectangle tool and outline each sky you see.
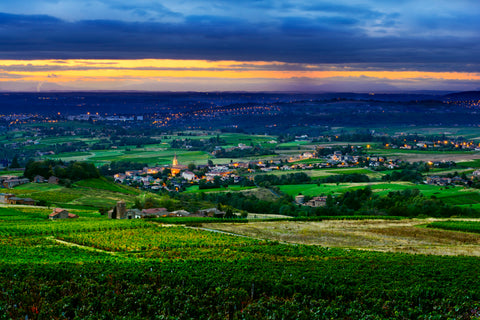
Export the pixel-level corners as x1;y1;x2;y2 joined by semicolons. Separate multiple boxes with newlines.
0;0;479;92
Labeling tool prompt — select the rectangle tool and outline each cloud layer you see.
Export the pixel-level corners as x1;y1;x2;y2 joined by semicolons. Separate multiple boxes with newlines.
0;1;479;92
0;0;478;71
0;59;479;93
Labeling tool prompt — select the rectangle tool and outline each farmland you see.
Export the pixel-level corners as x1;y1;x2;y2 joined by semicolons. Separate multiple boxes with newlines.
4;178;144;209
1;207;480;318
278;181;466;197
3;99;480;318
205;219;480;256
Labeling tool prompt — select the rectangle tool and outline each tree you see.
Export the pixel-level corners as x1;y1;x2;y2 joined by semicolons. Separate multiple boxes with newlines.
144;197;155;209
9;155;20;168
225;208;234;219
133;198;143;210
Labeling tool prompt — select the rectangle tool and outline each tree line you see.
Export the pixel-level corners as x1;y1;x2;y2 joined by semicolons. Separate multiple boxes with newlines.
24;160;100;183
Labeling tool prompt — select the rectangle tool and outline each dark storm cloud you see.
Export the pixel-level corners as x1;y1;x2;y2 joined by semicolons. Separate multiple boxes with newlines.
0;8;478;71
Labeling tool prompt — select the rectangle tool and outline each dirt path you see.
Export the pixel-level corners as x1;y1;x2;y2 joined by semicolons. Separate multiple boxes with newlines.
51;237;117;255
204;219;480;256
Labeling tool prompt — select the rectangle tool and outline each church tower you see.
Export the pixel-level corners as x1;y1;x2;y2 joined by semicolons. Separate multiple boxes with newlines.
171;153;181;176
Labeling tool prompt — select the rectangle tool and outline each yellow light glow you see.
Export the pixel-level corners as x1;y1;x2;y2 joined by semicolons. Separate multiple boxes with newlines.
0;59;479;86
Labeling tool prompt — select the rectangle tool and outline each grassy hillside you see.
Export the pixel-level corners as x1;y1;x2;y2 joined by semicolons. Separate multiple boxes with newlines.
6;179;143;209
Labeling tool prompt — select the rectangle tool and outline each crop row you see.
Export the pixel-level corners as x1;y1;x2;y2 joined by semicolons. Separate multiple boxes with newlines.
0;207;52;221
0;237;118;264
0;219;152;237
1;250;480;319
58;226;263;252
427;220;480;234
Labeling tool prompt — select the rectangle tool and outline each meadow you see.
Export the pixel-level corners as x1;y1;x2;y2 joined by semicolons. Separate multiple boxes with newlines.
40;131;278;166
278;181;480;206
253;167;384;179
184;185;256;193
5;178;144;209
367;148;480;162
45;147;213;166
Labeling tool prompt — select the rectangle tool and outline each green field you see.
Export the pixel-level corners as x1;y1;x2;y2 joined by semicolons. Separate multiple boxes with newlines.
427;220;480;234
184;185;256;193
0;170;24;176
278;181;479;203
220;132;276;145
457;159;480;168
74;178;140;195
6;180;144;209
45;147;213;166
1;208;480;318
367;126;480;139
276;141;313;148
40;132;281;166
253;167;384;179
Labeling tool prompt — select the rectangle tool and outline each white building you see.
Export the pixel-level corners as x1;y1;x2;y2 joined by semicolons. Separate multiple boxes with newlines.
182;171;196;181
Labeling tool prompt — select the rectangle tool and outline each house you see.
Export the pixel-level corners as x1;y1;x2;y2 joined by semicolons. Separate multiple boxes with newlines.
181;171;196;181
125;170;143;177
331;151;342;161
6;197;22;205
16;198;36;205
33;175;45;183
304;196;327;207
48;176;60;184
144;166;163;175
0;193;36;206
2;178;30;189
451;176;467;185
141;207;168;217
0;193;15;203
205;166;231;178
295;194;305;204
301;152;314;159
197;207;226;218
141;175;154;185
49;208;78;220
426;176;452;186
229;162;249;169
125;210;136;219
126;209;142;219
171;209;191;217
113;173;127;183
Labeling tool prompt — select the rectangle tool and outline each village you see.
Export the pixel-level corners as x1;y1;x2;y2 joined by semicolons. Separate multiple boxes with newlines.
47;200;229;221
110;150;394;192
1;139;480;222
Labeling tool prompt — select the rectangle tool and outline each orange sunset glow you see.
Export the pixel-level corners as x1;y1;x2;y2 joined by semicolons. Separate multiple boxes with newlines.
1;59;479;92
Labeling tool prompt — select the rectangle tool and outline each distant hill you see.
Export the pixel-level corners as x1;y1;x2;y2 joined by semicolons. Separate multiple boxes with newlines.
443;91;480;102
0;91;447;115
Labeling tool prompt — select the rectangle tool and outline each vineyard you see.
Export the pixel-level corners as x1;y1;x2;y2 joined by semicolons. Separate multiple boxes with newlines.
1;208;480;319
58;226;264;252
2;179;143;209
0;217;151;237
428;220;480;234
